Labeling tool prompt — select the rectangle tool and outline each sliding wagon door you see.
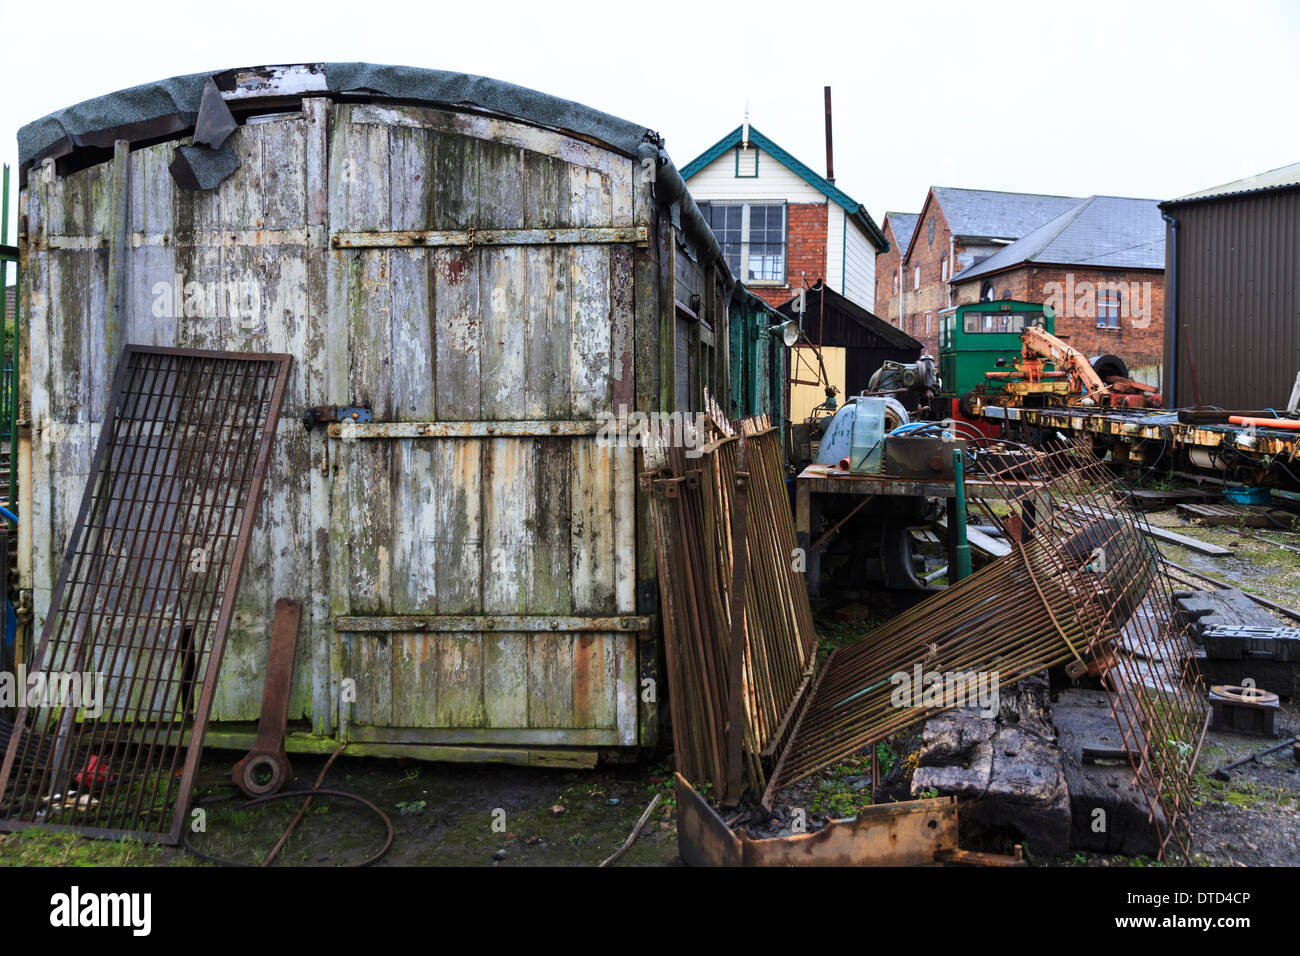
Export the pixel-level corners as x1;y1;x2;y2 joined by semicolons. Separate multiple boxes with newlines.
326;104;642;748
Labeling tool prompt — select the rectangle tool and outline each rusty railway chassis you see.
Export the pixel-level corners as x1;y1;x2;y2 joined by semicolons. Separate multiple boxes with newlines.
979;403;1300;492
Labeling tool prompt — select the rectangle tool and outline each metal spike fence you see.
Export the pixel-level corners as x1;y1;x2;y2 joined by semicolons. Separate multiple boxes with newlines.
770;438;1206;859
644;415;817;804
0;346;291;843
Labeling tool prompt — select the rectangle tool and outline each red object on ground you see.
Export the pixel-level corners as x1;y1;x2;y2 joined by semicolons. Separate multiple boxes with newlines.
75;754;112;788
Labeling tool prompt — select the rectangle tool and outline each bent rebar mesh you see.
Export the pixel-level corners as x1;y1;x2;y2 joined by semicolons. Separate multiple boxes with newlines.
771;438;1206;860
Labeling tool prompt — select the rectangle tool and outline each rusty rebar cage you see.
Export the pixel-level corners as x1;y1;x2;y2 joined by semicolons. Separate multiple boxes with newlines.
0;346;290;843
771;438;1206;859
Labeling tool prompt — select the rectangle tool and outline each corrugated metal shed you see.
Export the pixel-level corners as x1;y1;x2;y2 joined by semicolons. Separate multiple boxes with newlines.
1160;173;1300;408
1170;161;1300;204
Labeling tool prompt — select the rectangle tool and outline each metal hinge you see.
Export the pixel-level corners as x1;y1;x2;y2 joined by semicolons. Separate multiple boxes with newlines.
15;590;33;623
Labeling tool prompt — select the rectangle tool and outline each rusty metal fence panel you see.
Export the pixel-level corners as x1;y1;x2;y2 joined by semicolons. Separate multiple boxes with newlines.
644;413;817;804
0;346;290;843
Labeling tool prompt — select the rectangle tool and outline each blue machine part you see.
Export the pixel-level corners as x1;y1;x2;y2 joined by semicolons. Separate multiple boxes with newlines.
814;396;909;467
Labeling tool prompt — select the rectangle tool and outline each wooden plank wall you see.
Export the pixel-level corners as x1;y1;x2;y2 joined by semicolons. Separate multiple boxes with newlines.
326;104;639;745
21;96;733;751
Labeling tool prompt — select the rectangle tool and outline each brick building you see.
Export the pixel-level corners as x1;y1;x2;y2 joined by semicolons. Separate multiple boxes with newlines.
681;125;888;310
951;195;1166;384
890;187;1081;355
873;212;917;329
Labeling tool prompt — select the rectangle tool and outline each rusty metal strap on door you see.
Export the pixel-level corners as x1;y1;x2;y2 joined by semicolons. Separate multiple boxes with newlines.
328;420;605;440
332;615;650;633
330;226;649;250
0;346;291;844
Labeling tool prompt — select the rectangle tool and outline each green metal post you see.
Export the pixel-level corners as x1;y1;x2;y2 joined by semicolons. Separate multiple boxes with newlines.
951;448;971;582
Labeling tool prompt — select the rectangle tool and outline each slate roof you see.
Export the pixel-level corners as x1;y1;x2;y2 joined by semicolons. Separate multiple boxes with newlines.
929;186;1081;242
884;212;918;258
952;195;1165;282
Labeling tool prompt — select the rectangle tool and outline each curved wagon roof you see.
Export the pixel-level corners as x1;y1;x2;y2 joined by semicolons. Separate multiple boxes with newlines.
18;62;663;174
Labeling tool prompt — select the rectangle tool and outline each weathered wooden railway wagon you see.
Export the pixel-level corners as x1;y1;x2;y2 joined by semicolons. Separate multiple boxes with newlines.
16;63;737;766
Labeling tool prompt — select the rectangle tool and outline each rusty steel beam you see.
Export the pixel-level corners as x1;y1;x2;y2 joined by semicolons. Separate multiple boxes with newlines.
232;598;301;797
981;404;1300;458
674;773;1004;867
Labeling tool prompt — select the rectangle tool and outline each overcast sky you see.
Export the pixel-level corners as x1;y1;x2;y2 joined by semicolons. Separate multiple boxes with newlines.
3;0;1297;235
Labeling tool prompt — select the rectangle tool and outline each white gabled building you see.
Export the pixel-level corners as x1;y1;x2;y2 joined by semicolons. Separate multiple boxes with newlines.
680;125;888;312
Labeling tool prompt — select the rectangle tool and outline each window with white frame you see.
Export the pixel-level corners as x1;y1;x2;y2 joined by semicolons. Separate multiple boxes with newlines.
941;256;948;281
893;273;899;295
914;267;920;290
1098;287;1122;328
699;202;787;284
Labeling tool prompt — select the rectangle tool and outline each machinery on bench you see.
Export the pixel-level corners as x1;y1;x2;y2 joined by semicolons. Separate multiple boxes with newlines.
983;325;1163;410
795;396;991;595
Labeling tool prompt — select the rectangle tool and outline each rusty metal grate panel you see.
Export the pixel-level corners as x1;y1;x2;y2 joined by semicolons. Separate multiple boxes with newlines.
0;346;291;843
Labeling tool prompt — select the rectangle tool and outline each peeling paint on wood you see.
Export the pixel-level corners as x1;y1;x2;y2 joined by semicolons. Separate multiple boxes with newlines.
21;96;733;755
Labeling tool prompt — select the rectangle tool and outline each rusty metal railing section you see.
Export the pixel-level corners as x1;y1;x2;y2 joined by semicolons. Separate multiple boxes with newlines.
768;439;1206;859
644;415;817;804
0;346;291;843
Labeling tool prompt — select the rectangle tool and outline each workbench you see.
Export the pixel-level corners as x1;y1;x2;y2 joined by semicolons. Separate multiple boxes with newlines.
794;463;1044;598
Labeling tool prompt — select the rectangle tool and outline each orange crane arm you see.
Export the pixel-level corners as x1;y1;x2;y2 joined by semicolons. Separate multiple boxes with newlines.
1020;326;1108;398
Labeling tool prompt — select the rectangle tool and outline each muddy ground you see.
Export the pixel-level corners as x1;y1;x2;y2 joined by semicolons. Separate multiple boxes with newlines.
174;754;683;867
0;500;1296;867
